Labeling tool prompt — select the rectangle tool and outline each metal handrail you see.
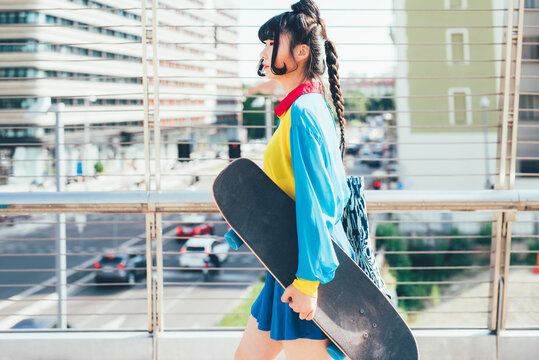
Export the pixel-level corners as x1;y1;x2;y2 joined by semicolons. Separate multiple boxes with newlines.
1;189;539;213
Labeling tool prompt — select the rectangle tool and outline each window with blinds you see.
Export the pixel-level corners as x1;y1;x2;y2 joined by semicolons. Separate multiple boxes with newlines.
523;37;539;59
453;92;467;125
451;33;465;62
520;95;539;120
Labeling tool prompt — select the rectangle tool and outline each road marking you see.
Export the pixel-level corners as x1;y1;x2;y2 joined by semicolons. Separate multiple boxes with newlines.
163;281;202;314
0;226;180;328
0;231;149;315
0;292;58;329
75;288;135;329
102;314;127;329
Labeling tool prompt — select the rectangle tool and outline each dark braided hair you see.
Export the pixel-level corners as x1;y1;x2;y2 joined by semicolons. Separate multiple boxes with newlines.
258;0;346;160
324;40;346;160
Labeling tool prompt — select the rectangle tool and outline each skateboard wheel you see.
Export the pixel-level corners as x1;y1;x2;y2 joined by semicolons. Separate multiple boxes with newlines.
363;332;369;338
373;323;377;328
360;308;365;314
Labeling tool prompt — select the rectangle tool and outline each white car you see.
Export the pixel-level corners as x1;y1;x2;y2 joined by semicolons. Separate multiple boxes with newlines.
179;237;230;269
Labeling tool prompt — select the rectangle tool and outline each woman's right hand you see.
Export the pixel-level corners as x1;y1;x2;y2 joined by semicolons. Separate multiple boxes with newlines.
280;283;317;321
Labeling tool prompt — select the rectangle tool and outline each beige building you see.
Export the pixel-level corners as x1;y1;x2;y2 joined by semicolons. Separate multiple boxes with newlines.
392;0;508;194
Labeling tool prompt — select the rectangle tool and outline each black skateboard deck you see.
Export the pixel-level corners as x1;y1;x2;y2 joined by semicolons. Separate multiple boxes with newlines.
212;158;419;360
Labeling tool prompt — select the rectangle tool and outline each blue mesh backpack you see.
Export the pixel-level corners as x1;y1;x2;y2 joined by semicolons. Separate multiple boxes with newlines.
341;176;392;299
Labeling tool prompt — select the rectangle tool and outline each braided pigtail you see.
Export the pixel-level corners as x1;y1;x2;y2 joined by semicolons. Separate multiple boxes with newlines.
258;0;346;160
324;39;346;160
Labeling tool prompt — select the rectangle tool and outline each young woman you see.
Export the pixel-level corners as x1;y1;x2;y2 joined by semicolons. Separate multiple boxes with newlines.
224;1;352;359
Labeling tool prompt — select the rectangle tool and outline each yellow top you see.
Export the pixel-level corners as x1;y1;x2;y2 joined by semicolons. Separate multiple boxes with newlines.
226;81;348;297
262;106;320;298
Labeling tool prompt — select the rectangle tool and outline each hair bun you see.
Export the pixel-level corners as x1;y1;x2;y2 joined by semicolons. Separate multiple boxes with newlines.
291;0;320;21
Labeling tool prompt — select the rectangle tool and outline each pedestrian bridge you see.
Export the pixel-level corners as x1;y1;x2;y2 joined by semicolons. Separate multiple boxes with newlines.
0;190;538;360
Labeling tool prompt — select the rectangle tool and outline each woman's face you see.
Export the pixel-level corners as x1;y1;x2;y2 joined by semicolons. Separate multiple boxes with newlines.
259;33;294;79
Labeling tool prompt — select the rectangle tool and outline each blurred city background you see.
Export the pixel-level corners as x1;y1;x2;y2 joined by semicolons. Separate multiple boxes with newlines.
0;0;537;359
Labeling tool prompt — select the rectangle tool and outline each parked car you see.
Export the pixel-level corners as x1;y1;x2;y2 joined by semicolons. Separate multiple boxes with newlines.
175;215;214;241
386;162;400;183
178;237;230;279
345;143;360;156
360;146;381;167
94;253;146;285
368;153;382;168
0;214;31;226
369;170;387;190
360;146;373;164
11;317;74;329
372;141;384;155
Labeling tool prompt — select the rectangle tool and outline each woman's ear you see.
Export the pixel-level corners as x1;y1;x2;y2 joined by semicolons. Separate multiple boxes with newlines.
295;44;310;63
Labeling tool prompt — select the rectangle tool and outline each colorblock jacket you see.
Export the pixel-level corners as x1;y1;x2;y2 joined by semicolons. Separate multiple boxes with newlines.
225;81;353;292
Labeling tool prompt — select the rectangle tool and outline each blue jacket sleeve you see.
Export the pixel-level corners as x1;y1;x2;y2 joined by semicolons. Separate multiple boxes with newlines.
224;228;243;250
290;107;340;284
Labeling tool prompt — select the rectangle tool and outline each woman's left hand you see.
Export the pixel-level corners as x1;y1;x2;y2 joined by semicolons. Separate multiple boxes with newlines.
280;284;317;321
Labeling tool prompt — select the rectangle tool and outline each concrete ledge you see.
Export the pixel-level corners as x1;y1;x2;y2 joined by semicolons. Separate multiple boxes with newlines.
0;329;538;360
414;329;496;360
499;330;539;360
0;331;152;360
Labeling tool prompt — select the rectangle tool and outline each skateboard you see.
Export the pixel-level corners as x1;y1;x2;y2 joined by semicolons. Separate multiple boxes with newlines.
212;158;419;360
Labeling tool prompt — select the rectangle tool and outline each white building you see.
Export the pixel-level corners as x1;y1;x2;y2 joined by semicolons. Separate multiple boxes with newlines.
0;0;241;184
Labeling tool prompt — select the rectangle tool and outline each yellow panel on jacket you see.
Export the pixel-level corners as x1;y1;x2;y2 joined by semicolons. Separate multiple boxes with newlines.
262;107;296;200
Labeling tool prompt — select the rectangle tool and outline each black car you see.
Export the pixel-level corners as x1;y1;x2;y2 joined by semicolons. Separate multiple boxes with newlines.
94;253;147;285
345;143;361;156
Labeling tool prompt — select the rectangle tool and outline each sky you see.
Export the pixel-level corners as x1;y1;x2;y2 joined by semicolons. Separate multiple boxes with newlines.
230;0;396;84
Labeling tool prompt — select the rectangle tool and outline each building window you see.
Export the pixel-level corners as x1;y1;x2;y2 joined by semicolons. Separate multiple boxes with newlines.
0;12;140;42
452;33;464;60
519;160;539;175
520;95;539;120
445;0;467;9
525;0;539;8
523;37;539;59
454;93;467;124
446;29;469;64
448;88;472;125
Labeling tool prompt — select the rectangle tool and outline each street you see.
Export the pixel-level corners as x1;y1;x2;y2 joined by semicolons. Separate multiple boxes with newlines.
0;143;390;331
0;210;263;330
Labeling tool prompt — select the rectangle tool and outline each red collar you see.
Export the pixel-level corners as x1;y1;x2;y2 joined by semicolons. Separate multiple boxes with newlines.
274;81;322;117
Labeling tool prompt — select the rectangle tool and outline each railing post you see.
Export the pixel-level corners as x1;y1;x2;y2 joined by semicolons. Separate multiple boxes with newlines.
488;212;504;331
141;0;151;192
53;103;68;330
488;0;525;335
146;210;164;358
151;0;162;192
142;1;164;358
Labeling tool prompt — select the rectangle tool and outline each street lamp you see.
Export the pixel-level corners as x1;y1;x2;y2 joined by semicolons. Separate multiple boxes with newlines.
25;98;68;329
51;102;68;330
480;96;492;189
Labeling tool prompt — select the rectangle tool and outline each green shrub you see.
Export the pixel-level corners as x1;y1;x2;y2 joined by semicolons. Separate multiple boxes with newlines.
477;223;492;246
526;237;539;264
376;223;476;311
94;161;104;174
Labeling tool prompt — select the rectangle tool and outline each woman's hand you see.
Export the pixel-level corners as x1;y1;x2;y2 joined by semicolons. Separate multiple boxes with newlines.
280;283;317;321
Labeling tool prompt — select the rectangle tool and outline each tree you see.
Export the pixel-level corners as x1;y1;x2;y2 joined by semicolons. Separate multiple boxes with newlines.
242;94;279;140
343;89;369;122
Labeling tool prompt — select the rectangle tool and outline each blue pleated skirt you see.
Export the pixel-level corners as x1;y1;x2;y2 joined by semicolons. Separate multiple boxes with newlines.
250;221;354;341
251;270;328;340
